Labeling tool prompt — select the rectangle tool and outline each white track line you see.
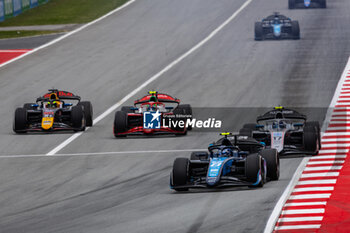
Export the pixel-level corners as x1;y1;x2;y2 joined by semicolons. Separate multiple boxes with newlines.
263;158;309;233
0;149;207;158
46;0;254;156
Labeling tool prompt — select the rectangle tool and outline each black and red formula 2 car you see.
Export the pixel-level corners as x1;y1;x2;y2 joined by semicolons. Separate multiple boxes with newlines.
113;91;192;137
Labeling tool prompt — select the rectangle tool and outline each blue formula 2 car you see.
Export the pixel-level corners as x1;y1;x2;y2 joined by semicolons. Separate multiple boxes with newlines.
255;12;300;40
289;0;326;9
170;133;279;192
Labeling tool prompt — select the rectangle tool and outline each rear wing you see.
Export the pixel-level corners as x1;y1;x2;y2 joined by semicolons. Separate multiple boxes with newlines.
257;108;307;122
36;89;81;102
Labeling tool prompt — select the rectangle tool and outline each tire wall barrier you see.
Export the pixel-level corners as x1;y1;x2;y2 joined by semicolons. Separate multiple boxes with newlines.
0;0;49;22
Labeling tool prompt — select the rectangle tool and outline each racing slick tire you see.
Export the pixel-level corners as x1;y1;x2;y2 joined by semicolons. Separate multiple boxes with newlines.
303;126;319;154
190;151;209;160
318;0;326;8
71;105;85;131
260;149;279;180
121;106;134;113
114;111;128;137
239;128;252;137
13;108;27;133
246;154;265;187
305;121;321;149
23;103;36;110
291;21;300;40
78;101;93;127
243;123;257;130
254;22;264;41
288;0;296;9
175;104;193;130
171;158;189;191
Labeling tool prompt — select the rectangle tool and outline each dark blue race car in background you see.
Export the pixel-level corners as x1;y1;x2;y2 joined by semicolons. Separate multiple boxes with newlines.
255;12;300;41
289;0;326;9
170;133;280;192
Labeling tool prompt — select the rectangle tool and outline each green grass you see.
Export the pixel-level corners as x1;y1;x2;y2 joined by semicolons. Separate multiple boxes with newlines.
0;0;129;27
0;30;63;39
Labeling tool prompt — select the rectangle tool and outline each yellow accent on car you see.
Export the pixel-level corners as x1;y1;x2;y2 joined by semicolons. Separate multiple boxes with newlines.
274;106;283;110
149;91;157;94
220;132;231;136
41;117;54;130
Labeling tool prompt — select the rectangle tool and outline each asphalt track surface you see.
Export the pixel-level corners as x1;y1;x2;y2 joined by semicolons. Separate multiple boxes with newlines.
0;0;349;232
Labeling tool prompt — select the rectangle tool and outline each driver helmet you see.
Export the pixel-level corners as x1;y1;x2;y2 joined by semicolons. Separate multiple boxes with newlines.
274;17;280;24
279;120;286;129
46;101;60;108
272;121;278;129
221;148;233;157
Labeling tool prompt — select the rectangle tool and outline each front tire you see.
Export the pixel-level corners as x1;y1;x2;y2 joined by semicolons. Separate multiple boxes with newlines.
291;21;300;40
246;154;264;187
255;22;263;41
171;158;189;191
78;101;93;127
303;126;318;154
13;108;27;133
260;149;279;180
114;111;128;137
71;105;85;131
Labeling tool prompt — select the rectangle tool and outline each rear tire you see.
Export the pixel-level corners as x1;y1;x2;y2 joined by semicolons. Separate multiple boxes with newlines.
78;101;93;127
243;123;257;130
260;149;279;180
288;0;295;9
255;22;263;41
172;158;189;191
305;121;321;149
239;128;252;137
13;108;27;133
71;105;85;131
303;126;318;154
23;103;36;110
246;154;264;187
190;152;209;160
175;104;193;130
121;106;134;113
114;111;128;137
291;21;300;40
318;0;326;8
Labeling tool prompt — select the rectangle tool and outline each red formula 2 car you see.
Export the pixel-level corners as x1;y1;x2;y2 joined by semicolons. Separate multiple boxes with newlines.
113;91;192;137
